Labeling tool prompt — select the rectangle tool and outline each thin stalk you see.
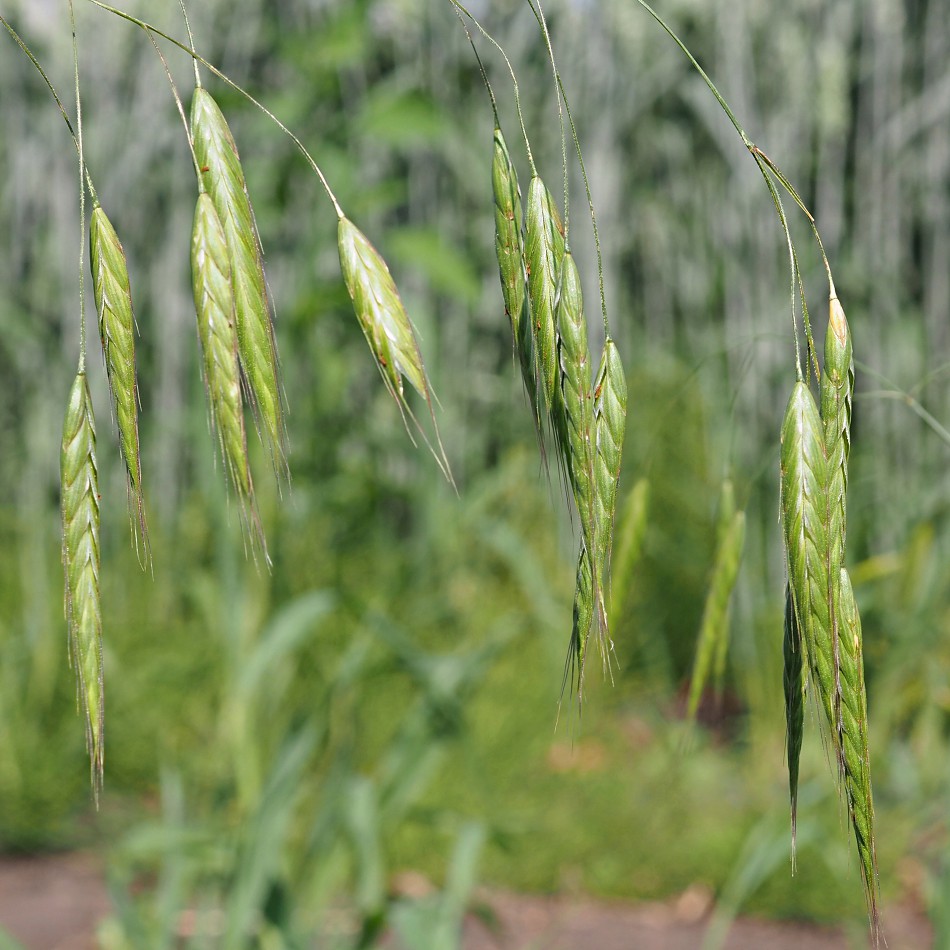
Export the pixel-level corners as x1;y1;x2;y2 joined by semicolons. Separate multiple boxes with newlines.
526;2;609;333
756;159;819;379
453;9;500;130
85;0;343;218
178;0;200;89
858;366;950;449
635;0;750;147
0;15;98;203
68;0;87;369
448;0;536;176
528;0;569;239
634;1;833;292
761;172;803;382
145;29;202;183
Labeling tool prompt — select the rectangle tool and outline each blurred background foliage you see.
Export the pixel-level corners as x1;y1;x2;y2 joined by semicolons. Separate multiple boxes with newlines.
1;0;950;945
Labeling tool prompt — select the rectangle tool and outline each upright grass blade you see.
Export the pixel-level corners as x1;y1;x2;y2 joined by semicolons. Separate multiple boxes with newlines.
89;204;148;564
687;503;745;722
607;478;649;632
190;87;286;474
61;371;103;792
337;216;453;484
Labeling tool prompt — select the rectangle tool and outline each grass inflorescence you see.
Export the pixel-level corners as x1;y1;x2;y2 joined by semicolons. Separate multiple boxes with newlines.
455;3;629;705
780;295;878;938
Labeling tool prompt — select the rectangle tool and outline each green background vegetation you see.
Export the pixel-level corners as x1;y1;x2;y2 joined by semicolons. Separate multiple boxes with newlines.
1;0;949;945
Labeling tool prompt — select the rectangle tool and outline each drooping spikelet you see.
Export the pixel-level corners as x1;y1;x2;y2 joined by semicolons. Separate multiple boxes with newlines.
337;215;452;482
782;583;805;866
836;567;878;932
524;176;565;414
191;192;264;553
492;127;526;351
556;251;595;549
819;297;878;934
589;337;627;672
89;204;148;562
190;88;286;472
61;371;103;791
492;127;543;441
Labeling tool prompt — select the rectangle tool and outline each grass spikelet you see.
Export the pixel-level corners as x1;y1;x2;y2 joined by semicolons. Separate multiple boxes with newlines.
687;495;745;721
561;543;593;705
524;176;565;413
89;204;148;564
191;192;265;554
556;249;595;544
821;295;853;621
818;294;852;783
492;127;526;351
837;567;879;935
337;216;452;483
590;337;627;672
492;128;543;443
782;583;805;867
190;87;286;472
821;295;853;476
819;300;878;934
607;478;649;632
780;380;844;775
61;372;103;791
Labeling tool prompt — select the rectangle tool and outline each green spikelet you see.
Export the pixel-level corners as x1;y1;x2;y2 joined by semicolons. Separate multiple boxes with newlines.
492;127;543;440
191;192;265;554
780;381;840;758
820;294;853;767
556;249;595;547
524;176;565;413
589;338;627;673
562;543;594;703
61;372;103;791
782;584;805;866
89;205;148;562
190;88;286;472
492;127;526;349
338;216;430;402
337;216;453;483
836;567;879;934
